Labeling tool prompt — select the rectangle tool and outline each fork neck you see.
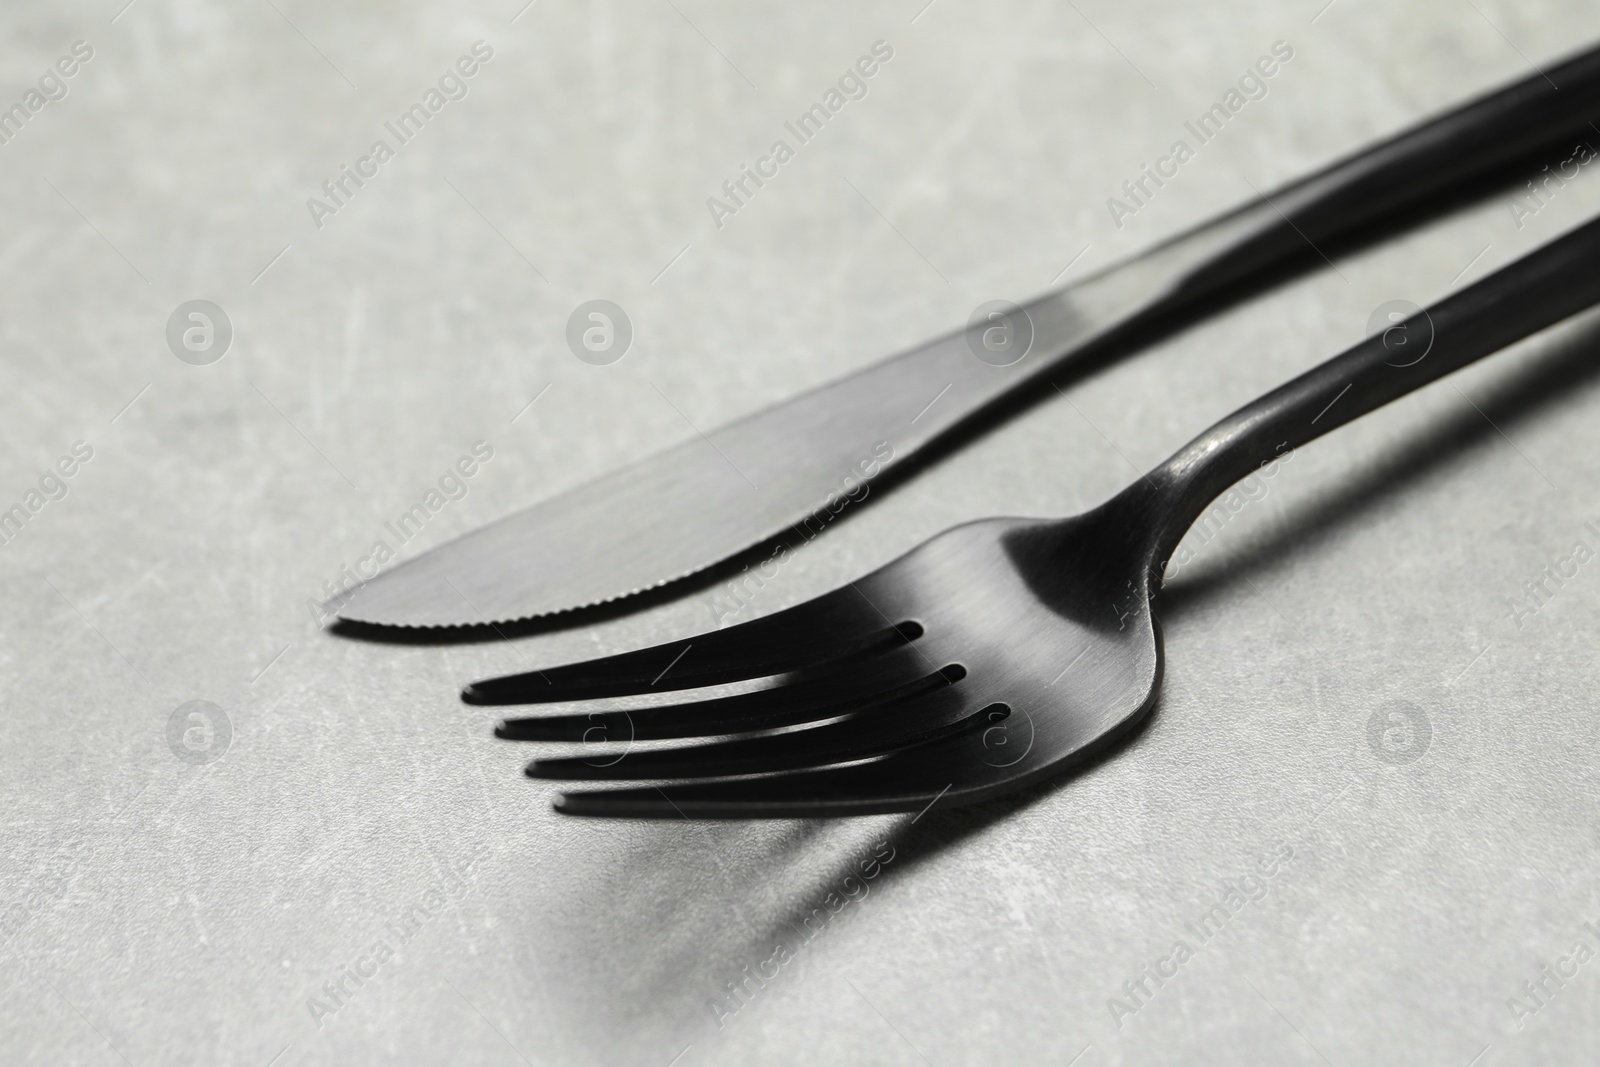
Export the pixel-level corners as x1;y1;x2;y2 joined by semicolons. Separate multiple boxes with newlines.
1119;210;1600;582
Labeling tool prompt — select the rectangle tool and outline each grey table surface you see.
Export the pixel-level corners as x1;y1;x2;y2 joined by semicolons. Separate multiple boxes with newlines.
4;0;1600;1064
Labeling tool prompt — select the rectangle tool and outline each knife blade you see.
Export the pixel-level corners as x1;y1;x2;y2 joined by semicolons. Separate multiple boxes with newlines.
331;43;1600;628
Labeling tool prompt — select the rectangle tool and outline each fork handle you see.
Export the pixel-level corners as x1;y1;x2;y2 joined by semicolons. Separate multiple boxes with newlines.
1142;210;1600;571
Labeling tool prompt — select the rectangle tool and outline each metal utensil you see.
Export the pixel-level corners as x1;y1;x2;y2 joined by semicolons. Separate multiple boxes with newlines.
472;210;1600;817
333;43;1600;629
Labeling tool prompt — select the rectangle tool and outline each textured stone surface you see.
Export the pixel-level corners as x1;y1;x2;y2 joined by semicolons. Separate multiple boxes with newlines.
2;1;1599;1064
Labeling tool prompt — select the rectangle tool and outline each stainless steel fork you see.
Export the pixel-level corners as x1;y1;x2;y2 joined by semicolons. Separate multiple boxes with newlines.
468;214;1600;818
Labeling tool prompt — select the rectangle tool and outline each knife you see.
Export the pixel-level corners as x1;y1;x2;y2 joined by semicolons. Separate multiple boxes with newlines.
333;43;1600;628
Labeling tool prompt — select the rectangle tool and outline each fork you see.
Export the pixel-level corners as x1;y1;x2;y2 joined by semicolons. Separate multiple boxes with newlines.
466;214;1600;818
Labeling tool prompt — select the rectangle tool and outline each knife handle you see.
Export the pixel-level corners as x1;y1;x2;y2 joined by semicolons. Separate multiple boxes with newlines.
1151;41;1600;309
917;42;1600;456
697;38;1600;537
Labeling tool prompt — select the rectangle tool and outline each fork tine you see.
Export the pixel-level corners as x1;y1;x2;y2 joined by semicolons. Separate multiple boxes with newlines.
525;677;971;779
550;728;998;818
462;585;909;705
494;648;953;741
